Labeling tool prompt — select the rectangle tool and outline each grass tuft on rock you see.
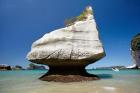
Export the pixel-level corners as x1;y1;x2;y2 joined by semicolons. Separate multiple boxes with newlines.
64;7;93;26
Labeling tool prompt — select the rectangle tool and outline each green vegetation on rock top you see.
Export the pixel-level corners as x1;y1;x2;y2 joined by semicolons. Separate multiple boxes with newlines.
64;7;93;26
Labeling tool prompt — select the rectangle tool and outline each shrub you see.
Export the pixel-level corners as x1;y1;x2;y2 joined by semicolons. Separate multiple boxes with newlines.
64;17;77;26
64;8;93;26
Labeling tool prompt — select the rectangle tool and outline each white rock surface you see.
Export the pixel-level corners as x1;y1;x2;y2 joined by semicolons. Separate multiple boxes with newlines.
27;6;105;65
131;50;140;67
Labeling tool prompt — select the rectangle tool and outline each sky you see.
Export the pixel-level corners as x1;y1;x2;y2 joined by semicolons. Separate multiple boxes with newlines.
0;0;140;68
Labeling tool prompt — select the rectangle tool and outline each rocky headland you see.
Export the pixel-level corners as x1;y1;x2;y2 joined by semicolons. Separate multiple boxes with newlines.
27;6;105;82
128;34;140;69
27;63;47;70
0;64;11;70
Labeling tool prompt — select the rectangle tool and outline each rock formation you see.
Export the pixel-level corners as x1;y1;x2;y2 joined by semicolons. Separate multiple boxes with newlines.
129;34;140;69
27;63;47;70
0;64;11;70
27;6;105;82
12;65;24;70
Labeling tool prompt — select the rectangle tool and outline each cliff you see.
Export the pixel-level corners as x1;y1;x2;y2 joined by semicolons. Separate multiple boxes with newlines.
130;34;140;68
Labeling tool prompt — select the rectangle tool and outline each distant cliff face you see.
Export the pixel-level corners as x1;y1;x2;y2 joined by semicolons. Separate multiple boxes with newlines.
27;6;105;66
131;34;140;68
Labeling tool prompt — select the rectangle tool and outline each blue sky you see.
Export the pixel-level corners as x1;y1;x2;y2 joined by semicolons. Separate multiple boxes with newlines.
0;0;140;68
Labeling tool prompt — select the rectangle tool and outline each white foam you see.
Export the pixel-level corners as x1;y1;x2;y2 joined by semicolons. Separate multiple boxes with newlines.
103;86;116;91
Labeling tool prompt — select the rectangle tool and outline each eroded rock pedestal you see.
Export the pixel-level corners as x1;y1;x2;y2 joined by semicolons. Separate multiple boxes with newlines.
27;6;105;82
39;65;99;82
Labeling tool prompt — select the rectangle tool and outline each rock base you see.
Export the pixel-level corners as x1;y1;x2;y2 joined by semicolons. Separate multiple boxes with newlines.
39;65;99;82
40;75;99;83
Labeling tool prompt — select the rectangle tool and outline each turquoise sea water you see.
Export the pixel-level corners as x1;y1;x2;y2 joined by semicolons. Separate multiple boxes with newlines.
0;69;140;93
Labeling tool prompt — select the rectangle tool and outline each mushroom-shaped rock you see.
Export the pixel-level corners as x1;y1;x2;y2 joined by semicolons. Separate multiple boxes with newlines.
27;6;105;82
